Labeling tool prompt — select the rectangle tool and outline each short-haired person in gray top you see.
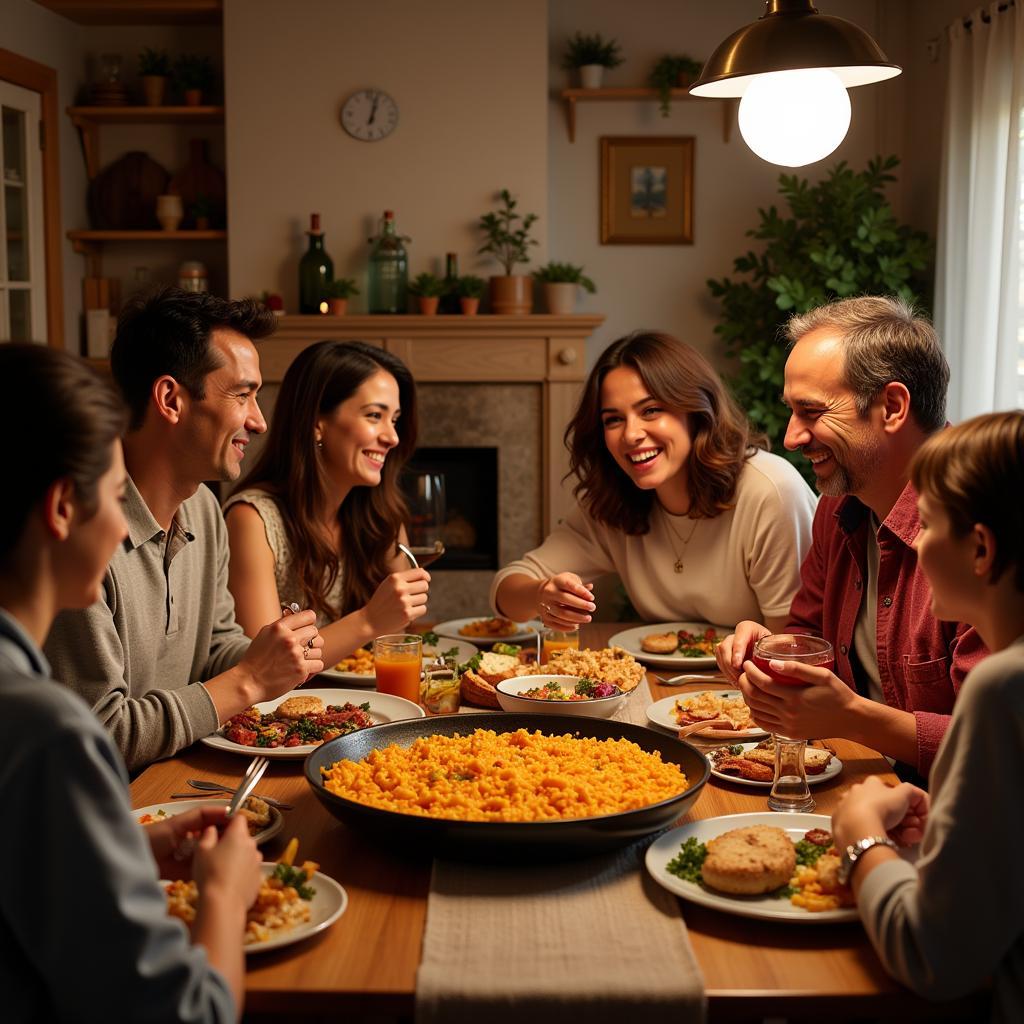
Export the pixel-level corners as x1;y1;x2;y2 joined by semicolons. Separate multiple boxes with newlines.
0;345;261;1022
44;287;325;771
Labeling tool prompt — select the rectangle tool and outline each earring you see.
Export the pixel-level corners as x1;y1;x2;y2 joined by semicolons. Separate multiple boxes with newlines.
316;440;323;450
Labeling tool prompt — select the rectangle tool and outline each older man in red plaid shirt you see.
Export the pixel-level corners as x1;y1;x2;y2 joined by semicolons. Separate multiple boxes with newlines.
718;296;987;780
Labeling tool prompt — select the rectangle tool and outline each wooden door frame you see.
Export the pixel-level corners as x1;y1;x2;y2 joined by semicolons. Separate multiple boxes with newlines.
0;48;64;348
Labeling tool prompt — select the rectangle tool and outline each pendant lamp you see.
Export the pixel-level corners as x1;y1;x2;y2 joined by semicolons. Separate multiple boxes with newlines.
689;0;901;167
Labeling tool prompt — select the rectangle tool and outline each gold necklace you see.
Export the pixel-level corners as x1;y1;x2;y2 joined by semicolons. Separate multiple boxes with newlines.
663;510;699;573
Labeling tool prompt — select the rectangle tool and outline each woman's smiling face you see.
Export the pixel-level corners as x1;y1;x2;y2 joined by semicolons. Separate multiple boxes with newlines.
599;365;693;498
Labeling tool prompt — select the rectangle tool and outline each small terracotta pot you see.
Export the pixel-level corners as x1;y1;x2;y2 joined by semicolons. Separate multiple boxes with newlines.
579;64;604;89
327;297;348;316
183;88;203;107
194;216;210;230
141;75;167;106
489;275;532;315
417;296;440;316
542;282;578;315
459;296;480;316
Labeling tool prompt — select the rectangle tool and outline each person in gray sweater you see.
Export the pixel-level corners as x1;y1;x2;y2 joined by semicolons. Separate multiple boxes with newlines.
831;410;1024;1021
44;288;324;771
0;345;262;1022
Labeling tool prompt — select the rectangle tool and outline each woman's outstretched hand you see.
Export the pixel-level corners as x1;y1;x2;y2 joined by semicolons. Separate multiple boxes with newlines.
536;572;595;630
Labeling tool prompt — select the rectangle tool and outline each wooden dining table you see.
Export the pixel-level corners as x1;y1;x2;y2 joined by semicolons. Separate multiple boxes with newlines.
129;623;987;1022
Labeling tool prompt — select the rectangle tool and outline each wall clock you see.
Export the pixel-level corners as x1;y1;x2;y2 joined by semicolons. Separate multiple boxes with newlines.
341;89;399;141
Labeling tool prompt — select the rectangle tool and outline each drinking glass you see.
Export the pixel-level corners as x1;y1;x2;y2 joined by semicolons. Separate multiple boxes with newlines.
420;655;461;715
403;470;446;567
540;627;580;664
751;633;834;813
373;633;422;704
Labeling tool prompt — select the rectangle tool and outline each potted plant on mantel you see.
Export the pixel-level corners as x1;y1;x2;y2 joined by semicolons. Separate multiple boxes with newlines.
649;55;703;117
478;189;538;316
173;53;215;106
408;272;445;315
533;262;596;314
138;47;170;106
324;277;359;316
456;274;485;316
562;31;623;89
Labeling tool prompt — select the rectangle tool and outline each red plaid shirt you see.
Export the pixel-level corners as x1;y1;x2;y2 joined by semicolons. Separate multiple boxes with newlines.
787;481;988;775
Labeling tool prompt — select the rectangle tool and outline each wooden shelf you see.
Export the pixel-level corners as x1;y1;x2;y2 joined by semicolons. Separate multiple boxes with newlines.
68;229;227;253
68;105;224;178
34;1;221;24
558;87;735;143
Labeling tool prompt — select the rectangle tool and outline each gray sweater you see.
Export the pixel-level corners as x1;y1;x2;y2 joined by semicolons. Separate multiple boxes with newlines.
45;478;250;771
0;609;234;1022
858;636;1024;1020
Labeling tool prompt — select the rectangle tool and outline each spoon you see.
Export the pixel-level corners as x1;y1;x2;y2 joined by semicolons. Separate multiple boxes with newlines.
185;779;292;809
653;673;724;685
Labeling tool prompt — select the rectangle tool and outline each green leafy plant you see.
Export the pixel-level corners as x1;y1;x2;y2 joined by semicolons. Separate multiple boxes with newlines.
325;277;359;299
408;272;445;298
138;47;170;77
478;189;539;276
173;53;215;93
561;32;624;70
707;155;933;480
649;55;703;116
533;261;596;293
189;194;211;219
456;274;485;299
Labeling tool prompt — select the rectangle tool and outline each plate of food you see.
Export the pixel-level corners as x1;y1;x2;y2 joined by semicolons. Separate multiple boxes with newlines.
707;739;842;787
433;616;542;646
320;634;479;684
135;796;285;846
201;689;424;760
608;622;730;669
164;841;347;953
646;812;862;923
646;690;768;740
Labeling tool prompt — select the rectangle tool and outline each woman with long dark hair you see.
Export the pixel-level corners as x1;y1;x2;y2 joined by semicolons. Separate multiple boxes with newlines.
0;344;261;1021
492;331;816;630
225;341;429;664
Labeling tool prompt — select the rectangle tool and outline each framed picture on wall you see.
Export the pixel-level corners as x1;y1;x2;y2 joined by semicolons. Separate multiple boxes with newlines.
600;136;694;244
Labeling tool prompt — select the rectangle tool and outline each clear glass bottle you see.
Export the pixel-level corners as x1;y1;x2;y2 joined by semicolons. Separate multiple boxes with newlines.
438;251;460;314
368;210;409;314
299;213;333;314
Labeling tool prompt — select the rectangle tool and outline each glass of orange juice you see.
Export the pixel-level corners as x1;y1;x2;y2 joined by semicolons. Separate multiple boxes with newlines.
541;627;580;665
373;633;422;704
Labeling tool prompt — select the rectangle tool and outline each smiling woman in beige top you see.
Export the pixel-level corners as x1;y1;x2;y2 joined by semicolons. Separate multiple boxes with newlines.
492;331;816;631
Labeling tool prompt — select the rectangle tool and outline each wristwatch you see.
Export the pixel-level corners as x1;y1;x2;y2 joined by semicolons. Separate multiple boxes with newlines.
838;835;900;886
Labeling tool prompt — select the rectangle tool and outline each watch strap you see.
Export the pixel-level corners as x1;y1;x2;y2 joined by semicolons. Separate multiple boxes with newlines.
838;835;899;886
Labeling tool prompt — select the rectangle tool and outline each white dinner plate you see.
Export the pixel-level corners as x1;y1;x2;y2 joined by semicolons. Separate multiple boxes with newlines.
646;690;768;740
432;617;542;646
200;688;424;760
707;741;843;788
645;812;860;924
608;621;731;669
320;637;480;685
134;797;284;847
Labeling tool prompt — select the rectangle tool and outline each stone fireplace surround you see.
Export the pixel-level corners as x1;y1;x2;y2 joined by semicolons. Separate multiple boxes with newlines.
258;314;604;619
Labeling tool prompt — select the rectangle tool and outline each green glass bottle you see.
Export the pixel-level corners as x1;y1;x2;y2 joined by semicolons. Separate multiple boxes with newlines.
438;252;459;314
368;210;409;314
299;213;333;314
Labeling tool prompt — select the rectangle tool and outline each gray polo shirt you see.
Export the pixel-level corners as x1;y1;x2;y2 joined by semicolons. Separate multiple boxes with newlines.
45;477;250;771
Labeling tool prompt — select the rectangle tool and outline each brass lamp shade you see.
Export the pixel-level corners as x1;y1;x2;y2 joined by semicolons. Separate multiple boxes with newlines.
689;0;901;98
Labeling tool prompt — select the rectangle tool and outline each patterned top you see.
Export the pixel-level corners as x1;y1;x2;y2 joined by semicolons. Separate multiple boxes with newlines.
224;489;343;628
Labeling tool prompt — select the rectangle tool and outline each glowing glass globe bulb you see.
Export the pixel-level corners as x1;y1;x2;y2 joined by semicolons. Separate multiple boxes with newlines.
738;68;852;167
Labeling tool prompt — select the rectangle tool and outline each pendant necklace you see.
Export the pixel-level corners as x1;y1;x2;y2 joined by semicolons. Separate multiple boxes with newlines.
664;510;700;573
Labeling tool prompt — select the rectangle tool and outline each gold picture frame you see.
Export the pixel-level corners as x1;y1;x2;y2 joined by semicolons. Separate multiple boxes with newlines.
600;136;694;245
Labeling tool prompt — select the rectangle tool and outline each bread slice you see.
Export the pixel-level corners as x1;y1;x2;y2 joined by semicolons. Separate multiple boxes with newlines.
743;744;833;774
461;669;500;708
476;651;521;685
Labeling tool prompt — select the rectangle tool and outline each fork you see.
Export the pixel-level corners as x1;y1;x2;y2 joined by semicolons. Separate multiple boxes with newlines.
177;782;292;810
652;672;724;685
227;756;269;817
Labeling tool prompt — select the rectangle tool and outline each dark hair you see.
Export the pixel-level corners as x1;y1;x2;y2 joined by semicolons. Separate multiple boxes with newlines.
233;341;417;620
911;411;1024;590
0;345;126;568
111;286;277;429
785;295;949;433
566;331;767;534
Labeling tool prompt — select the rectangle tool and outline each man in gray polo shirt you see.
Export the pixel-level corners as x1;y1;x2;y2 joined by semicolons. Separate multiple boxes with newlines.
46;288;324;771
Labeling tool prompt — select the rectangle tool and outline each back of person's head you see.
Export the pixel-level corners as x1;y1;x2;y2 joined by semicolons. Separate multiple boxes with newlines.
911;410;1024;590
567;330;764;532
111;286;277;430
785;295;949;433
0;345;125;569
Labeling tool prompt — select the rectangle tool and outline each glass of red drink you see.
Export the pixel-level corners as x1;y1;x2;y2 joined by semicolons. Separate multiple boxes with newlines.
751;633;834;812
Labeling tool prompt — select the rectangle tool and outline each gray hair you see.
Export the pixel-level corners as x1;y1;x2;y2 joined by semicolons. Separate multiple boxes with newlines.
785;295;949;433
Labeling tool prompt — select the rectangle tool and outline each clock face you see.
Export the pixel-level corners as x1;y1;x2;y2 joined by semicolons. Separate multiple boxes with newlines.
341;89;399;141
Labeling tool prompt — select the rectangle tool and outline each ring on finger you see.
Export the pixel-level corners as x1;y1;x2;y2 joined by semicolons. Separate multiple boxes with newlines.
305;635;317;650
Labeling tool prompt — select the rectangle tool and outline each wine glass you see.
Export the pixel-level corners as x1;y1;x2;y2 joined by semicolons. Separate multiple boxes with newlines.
751;633;834;813
403;470;446;567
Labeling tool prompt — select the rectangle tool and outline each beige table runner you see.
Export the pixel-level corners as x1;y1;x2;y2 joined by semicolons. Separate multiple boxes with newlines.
416;685;706;1024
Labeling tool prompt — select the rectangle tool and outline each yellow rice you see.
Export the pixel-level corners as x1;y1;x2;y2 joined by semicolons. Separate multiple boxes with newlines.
320;727;689;821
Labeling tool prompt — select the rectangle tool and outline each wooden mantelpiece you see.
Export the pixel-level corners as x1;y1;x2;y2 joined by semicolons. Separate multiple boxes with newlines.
264;314;604;533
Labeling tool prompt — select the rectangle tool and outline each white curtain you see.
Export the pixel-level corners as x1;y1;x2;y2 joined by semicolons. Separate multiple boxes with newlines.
935;1;1024;420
